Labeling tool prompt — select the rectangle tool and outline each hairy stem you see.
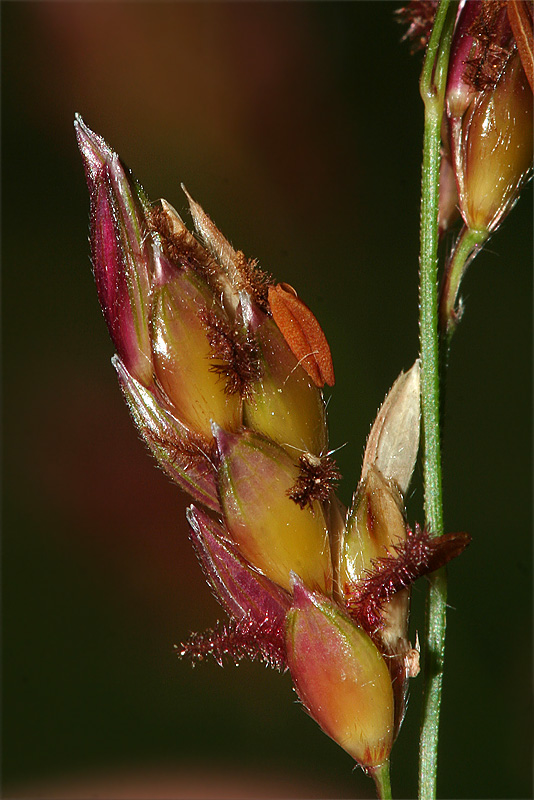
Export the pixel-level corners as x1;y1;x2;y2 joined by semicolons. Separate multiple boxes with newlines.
417;2;457;799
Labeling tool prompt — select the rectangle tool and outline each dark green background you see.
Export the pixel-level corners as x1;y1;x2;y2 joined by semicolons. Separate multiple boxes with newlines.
3;3;532;798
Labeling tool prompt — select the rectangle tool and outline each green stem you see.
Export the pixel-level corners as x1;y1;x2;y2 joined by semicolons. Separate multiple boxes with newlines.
417;2;457;799
370;760;392;800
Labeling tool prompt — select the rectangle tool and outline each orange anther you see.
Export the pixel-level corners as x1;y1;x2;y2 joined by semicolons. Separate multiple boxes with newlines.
268;284;334;387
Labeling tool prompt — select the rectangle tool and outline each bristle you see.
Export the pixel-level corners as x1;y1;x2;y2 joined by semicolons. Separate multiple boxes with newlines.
143;422;216;474
464;43;511;91
288;453;341;509
199;308;262;398
345;527;471;634
177;612;287;671
237;252;274;310
465;1;512;90
395;1;438;54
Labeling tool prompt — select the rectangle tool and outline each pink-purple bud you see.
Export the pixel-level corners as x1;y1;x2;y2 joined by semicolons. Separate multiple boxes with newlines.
187;505;290;626
76;116;154;385
445;3;533;234
286;576;394;770
457;49;533;233
214;426;333;594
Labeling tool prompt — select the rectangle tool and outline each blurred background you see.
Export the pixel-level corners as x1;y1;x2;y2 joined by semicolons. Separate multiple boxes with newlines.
2;3;532;798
